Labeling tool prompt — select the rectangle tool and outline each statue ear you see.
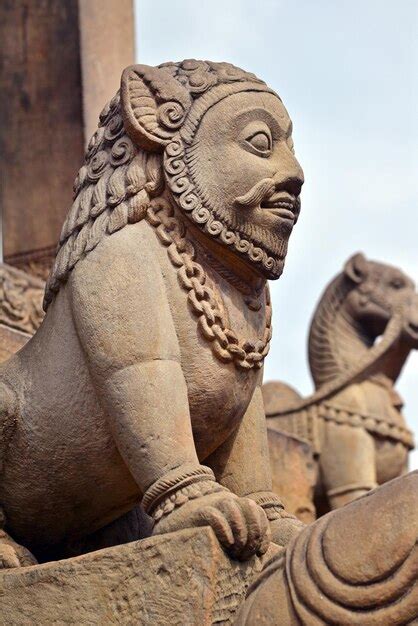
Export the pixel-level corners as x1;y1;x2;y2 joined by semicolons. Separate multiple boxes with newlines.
344;253;368;284
121;64;192;152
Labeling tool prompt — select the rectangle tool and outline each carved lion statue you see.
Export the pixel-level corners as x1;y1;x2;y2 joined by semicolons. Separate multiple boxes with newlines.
264;253;418;517
0;60;305;566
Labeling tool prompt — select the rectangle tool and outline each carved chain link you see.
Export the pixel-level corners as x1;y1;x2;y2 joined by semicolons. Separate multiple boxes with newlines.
147;199;272;370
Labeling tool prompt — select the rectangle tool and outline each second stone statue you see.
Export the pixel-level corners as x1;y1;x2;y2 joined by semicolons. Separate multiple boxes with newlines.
265;253;417;519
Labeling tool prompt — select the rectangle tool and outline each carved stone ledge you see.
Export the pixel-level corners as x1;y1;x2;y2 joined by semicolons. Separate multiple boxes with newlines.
0;528;278;626
0;263;45;336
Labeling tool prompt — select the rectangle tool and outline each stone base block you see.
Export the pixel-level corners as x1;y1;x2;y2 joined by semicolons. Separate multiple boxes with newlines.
0;528;277;625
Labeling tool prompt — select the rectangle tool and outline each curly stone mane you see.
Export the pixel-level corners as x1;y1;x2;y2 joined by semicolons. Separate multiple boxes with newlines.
308;273;373;387
43;92;164;310
44;60;275;310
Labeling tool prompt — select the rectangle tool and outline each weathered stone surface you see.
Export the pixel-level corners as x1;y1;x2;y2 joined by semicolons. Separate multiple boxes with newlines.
0;0;134;266
0;528;277;626
266;254;417;515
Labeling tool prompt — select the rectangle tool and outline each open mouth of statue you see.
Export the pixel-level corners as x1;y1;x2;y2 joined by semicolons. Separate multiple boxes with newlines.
260;195;297;221
406;321;418;339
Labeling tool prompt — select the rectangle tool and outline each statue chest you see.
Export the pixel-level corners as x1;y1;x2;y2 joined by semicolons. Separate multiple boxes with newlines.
156;243;269;458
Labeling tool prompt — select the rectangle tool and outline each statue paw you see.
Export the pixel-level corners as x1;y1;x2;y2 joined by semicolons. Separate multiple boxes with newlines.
153;485;270;561
0;531;38;569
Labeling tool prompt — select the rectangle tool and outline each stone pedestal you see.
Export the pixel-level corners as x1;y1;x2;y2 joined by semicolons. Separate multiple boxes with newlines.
0;528;278;626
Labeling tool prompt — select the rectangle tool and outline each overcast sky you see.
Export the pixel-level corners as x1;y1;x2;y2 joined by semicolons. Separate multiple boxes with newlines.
135;0;418;468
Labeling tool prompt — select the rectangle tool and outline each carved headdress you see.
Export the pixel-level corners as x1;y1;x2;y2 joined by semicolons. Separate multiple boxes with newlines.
44;61;277;309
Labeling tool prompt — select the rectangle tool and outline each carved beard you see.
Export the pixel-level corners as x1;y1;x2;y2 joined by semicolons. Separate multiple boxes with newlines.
187;174;297;280
164;137;297;280
208;196;295;279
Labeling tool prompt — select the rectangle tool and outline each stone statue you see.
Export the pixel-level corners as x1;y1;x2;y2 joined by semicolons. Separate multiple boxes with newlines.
0;60;305;567
1;59;418;626
264;253;417;515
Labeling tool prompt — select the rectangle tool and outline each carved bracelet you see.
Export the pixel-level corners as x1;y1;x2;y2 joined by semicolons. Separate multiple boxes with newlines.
152;479;228;522
142;464;216;516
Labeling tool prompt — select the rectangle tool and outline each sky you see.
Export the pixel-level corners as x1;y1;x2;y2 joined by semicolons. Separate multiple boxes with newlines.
134;0;418;467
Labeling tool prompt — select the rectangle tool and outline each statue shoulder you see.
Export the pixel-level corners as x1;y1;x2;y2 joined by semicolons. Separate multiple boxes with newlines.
67;219;181;370
69;220;165;299
68;219;175;334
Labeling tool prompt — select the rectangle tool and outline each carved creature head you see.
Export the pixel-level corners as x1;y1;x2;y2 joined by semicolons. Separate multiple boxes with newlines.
44;60;303;309
307;253;418;392
343;253;418;346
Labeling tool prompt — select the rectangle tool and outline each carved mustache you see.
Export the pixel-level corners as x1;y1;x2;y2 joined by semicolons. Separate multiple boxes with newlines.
234;178;276;208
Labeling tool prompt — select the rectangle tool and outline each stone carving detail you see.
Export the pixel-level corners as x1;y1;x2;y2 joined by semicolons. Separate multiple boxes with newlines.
147;198;272;369
44;60;300;309
0;59;304;568
0;527;277;625
265;254;417;513
163;135;282;279
5;249;54;283
0;264;45;335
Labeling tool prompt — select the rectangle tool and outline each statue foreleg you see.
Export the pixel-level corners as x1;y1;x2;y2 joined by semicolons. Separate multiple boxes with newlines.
206;385;304;547
70;249;270;561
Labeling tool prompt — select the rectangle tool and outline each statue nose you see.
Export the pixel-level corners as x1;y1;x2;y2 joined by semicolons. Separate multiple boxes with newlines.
274;149;304;197
275;175;304;198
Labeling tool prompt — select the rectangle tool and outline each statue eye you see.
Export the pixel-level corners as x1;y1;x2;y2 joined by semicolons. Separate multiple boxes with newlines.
390;278;405;290
246;131;272;155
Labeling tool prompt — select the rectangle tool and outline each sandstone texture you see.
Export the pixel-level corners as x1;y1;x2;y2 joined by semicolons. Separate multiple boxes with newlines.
0;528;276;626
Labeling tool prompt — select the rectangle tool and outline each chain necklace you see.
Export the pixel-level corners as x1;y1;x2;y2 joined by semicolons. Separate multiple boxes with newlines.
147;198;272;370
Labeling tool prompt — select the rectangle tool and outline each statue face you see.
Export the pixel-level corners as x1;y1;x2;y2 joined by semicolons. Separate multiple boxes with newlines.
345;259;418;343
186;91;304;279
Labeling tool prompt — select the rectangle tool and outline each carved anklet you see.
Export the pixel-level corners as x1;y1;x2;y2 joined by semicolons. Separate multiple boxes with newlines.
142;464;218;517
